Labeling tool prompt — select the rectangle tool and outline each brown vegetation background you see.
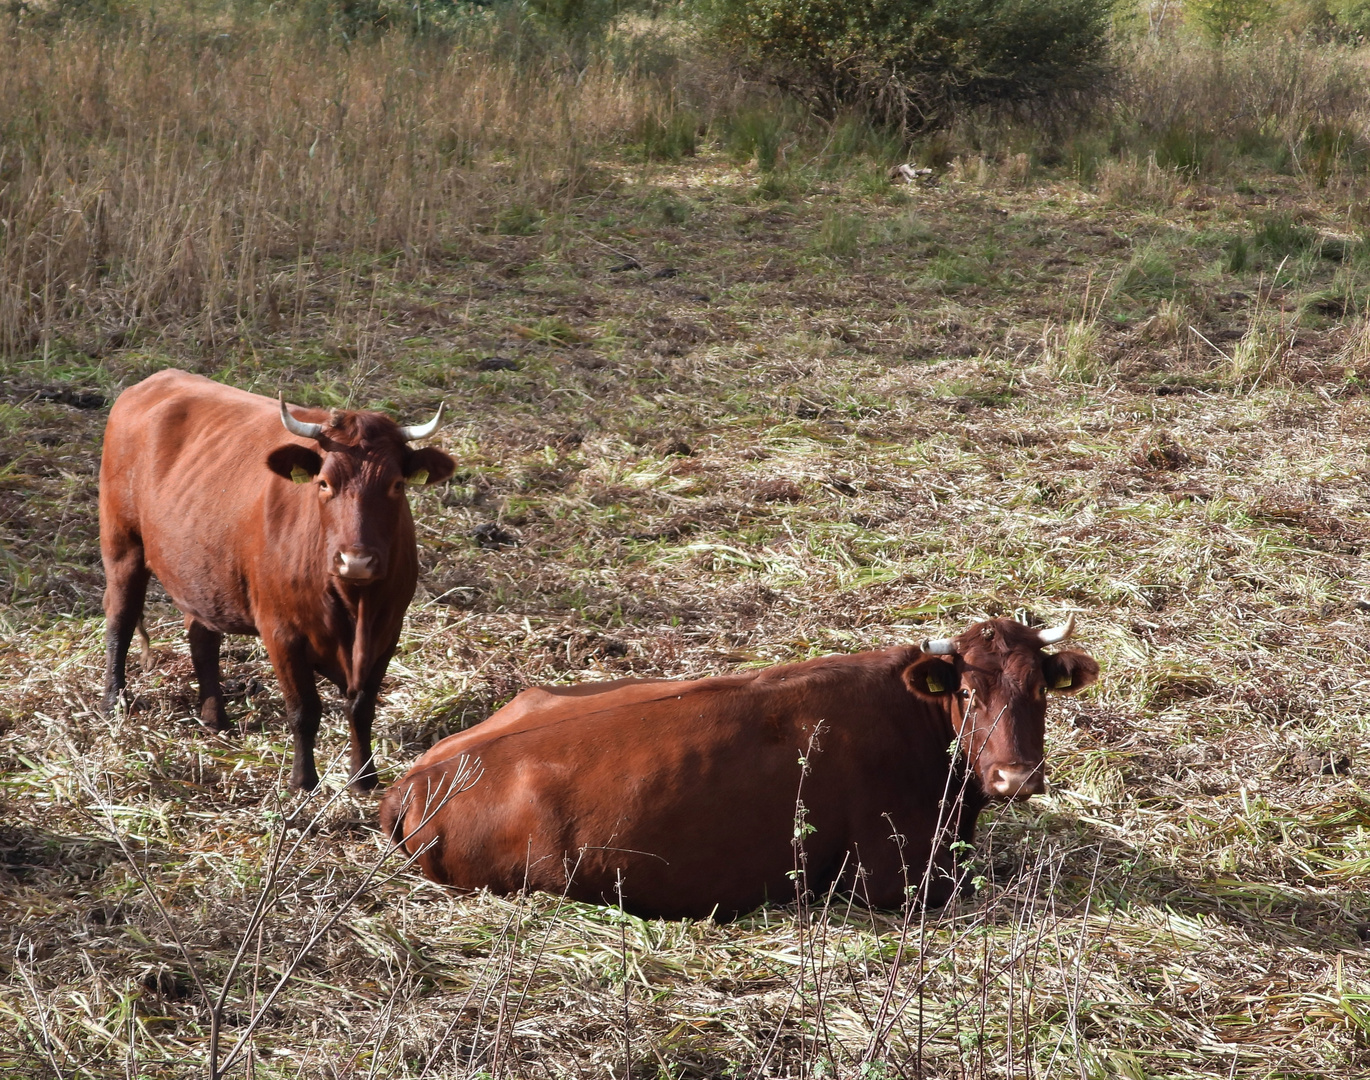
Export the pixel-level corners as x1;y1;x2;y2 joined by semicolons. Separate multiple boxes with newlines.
2;9;1370;1078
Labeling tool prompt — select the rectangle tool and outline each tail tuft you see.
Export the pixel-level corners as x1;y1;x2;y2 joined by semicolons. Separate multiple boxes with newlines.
136;619;153;672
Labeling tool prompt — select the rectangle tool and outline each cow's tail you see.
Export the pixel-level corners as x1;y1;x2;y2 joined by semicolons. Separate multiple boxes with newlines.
135;619;152;672
378;783;412;850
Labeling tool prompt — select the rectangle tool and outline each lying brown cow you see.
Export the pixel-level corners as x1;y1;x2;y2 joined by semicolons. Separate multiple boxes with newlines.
380;617;1098;917
100;369;456;790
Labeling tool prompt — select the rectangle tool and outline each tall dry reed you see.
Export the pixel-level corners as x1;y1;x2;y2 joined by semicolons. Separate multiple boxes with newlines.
1121;33;1370;143
0;25;669;355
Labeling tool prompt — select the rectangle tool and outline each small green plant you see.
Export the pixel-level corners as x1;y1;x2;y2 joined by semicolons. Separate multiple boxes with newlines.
876;210;934;246
1224;321;1288;389
512;316;587;346
496;203;546;236
637;112;699;163
921;249;994;289
753;169;807;200
1223;235;1251;274
1152;122;1211;176
1253;213;1318;259
1067;131;1111;184
1116;242;1182;301
723;107;796;172
1301;124;1359;188
821;114;901;175
1043;317;1103;382
652;195;692;225
1141;298;1187;343
812;212;863;258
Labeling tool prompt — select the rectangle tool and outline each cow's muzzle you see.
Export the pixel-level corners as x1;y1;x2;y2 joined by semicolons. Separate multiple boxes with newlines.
984;763;1045;801
333;547;383;581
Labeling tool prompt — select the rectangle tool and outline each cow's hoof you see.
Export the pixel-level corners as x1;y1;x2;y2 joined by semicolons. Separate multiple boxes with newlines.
105;690;139;717
200;701;232;733
289;775;320;793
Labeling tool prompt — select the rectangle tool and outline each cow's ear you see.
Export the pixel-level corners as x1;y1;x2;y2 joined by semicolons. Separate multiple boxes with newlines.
1042;651;1099;694
403;446;456;486
903;656;960;699
267;445;323;484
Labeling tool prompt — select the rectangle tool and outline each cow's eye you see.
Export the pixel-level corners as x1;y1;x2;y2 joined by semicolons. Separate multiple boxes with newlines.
318;479;331;493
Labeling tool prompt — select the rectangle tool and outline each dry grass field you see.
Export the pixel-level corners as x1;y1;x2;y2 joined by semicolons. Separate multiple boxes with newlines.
4;13;1370;1079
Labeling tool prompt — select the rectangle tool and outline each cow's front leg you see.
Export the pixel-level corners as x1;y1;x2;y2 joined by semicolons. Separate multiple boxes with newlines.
342;692;378;793
343;656;391;793
266;639;323;791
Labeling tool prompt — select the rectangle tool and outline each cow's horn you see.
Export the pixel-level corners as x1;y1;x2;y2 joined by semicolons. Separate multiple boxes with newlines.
1037;614;1076;645
399;402;445;442
921;637;956;655
279;393;323;439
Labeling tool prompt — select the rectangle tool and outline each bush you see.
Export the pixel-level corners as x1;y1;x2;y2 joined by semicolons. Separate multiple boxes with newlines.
637;111;700;162
701;0;1115;135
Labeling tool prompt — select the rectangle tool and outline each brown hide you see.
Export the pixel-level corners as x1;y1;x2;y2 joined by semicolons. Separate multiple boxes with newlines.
100;369;455;790
380;620;1098;918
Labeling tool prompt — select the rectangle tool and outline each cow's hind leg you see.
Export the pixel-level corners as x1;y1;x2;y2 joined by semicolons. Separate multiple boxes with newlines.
266;640;323;791
102;540;151;716
186;618;231;732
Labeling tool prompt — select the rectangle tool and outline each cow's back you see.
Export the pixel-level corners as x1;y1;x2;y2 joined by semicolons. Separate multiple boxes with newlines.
406;673;742;774
384;650;950;917
100;370;321;634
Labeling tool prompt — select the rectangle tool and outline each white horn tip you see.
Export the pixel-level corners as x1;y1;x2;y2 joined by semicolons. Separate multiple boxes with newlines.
921;637;956;655
279;392;324;439
1037;613;1076;646
399;401;445;442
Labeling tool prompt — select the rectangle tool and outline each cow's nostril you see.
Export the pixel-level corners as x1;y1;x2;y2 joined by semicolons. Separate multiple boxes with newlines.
334;549;379;580
987;765;1045;801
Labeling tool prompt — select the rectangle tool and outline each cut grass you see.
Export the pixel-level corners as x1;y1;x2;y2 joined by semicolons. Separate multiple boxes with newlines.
4;17;1370;1080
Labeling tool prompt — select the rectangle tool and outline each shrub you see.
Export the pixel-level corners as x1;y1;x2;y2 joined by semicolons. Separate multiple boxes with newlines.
722;106;799;171
701;0;1115;135
524;0;633;37
1185;0;1280;39
637;111;700;162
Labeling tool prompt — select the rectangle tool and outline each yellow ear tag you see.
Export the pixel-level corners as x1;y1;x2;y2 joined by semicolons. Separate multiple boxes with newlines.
1053;672;1074;690
408;468;429;486
290;465;311;484
925;673;946;693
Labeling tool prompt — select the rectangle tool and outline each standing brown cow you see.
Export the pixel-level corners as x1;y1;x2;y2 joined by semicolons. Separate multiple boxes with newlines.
380;617;1099;918
100;369;456;791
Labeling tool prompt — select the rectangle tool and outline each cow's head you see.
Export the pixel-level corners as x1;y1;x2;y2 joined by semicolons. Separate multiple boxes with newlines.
267;395;456;582
902;616;1098;801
